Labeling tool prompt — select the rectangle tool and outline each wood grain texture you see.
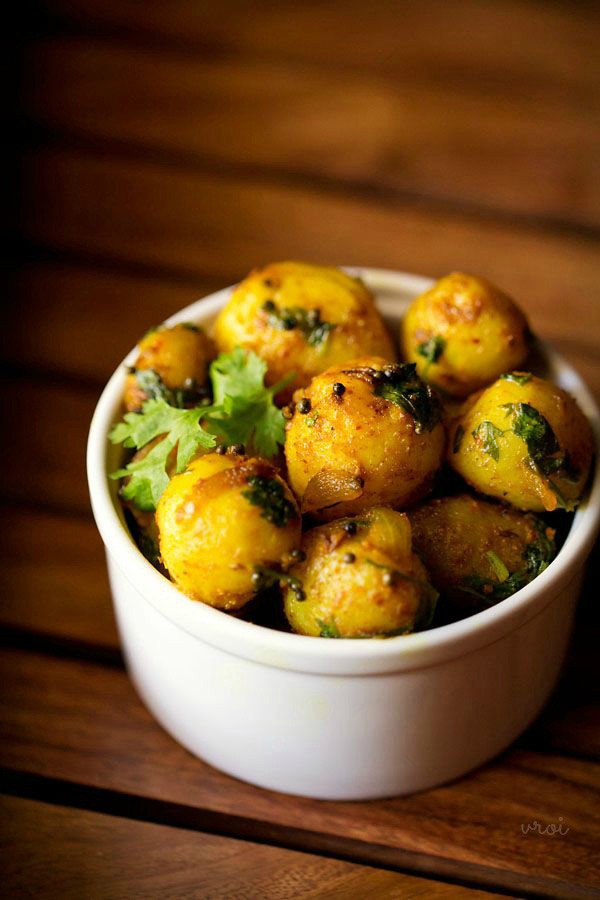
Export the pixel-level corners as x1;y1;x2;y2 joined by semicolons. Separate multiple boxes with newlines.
19;35;600;227
0;647;598;897
5;261;219;383
14;148;600;397
38;0;600;96
0;507;118;652
2;794;499;900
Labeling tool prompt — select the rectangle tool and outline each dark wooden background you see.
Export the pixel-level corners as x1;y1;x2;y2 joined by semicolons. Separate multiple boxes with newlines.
3;1;599;897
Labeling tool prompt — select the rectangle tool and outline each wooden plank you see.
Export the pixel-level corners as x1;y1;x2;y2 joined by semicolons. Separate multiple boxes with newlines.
0;647;597;898
1;504;597;762
0;506;118;652
0;377;97;515
38;0;600;98
2;794;499;900
19;35;600;226
6;260;219;384
14;148;600;397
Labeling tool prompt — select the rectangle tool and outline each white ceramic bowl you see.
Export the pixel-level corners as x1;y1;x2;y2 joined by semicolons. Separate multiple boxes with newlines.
87;268;600;800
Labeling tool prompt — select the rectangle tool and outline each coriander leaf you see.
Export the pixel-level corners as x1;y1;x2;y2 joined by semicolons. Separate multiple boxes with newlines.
417;335;445;376
472;420;504;461
133;368;206;408
109;399;216;510
461;522;556;605
262;303;334;347
502;402;571;478
205;348;293;458
241;475;296;527
500;372;532;386
373;363;442;433
317;618;341;638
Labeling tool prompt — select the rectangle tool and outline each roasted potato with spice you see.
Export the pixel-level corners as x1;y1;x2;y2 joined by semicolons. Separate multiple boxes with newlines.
213;261;395;400
448;373;593;512
410;494;556;619
156;452;301;610
285;357;445;519
400;273;530;398
284;507;437;638
124;322;215;411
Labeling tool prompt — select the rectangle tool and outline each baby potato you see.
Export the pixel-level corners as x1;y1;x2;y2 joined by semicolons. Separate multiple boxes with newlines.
400;272;530;398
448;373;593;512
285;357;446;519
156;453;301;610
410;494;556;618
213;261;395;399
284;507;437;638
124;322;215;411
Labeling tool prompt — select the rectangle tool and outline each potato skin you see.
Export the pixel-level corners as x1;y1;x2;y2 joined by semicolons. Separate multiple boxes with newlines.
410;494;555;617
400;273;530;398
156;453;301;610
447;374;593;512
213;261;395;399
124;323;215;411
284;507;436;638
285;356;446;520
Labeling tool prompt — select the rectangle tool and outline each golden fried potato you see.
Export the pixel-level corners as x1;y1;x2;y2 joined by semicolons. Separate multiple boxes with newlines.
124;322;215;411
156;453;301;610
448;373;593;511
285;357;446;519
213;261;395;400
284;507;437;638
400;273;530;398
410;494;556;618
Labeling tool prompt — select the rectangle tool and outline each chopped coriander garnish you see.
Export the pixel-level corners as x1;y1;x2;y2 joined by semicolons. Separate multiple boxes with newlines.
134;368;204;408
306;411;319;427
417;335;445;377
242;475;296;527
317;618;341;638
472;420;505;462
252;565;304;596
461;523;556;605
262;303;334;347
500;372;532;385
502;402;576;480
373;363;442;434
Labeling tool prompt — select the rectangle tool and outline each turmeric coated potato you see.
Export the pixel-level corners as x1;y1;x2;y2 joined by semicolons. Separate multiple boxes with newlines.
213;261;395;399
284;507;437;638
400;273;530;398
285;357;446;519
410;494;556;618
124;323;215;411
156;453;301;610
448;373;593;512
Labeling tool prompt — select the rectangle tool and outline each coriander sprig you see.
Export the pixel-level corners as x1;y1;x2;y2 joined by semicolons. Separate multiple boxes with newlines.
110;347;293;510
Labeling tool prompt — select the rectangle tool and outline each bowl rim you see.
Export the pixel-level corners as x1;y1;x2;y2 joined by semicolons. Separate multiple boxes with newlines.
87;267;600;676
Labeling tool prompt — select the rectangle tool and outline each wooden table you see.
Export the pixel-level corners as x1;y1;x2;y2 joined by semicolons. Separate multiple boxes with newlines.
4;2;600;897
